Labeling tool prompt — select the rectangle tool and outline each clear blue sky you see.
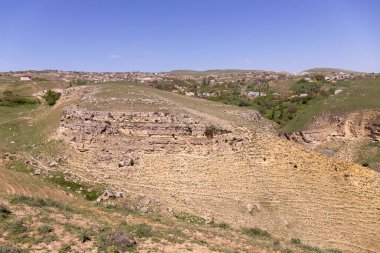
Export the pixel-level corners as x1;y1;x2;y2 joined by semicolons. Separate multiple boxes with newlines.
1;0;379;73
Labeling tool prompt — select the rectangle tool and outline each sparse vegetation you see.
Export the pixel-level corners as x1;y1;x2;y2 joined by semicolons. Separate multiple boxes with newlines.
9;195;72;211
243;227;271;238
175;212;206;224
0;244;26;253
0;91;39;107
38;225;54;234
97;230;136;252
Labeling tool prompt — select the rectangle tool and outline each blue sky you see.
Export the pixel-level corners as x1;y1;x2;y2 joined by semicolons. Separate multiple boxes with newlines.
1;0;379;72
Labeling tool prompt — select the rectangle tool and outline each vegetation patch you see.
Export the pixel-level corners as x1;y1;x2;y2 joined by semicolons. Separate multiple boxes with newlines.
175;212;206;224
0;91;39;107
47;172;102;200
204;126;218;139
243;227;271;238
97;230;136;252
9;195;72;211
0;243;26;253
0;203;11;219
43;90;61;106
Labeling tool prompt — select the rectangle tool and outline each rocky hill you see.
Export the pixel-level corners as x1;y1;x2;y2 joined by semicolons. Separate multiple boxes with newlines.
0;81;379;252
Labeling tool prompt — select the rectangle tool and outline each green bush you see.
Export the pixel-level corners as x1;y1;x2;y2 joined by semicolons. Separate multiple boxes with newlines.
243;227;271;238
204;126;218;139
43;90;61;106
291;238;301;244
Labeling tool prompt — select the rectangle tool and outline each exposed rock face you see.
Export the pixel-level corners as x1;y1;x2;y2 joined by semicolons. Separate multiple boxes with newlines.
366;123;380;142
283;111;380;144
58;106;247;169
61;105;213;137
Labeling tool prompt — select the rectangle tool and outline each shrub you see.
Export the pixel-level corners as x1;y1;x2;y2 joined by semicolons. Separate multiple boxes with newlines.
58;244;71;253
204;126;218;139
98;230;136;252
216;222;230;229
362;162;369;167
79;230;91;243
38;225;53;234
291;238;301;244
0;203;11;219
43;90;61;106
243;227;271;238
135;223;153;238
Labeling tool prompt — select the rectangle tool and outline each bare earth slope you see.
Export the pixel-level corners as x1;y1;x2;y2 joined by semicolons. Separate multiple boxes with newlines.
42;83;380;252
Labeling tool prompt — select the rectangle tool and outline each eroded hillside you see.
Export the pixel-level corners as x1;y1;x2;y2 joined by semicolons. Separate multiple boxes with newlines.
32;83;380;252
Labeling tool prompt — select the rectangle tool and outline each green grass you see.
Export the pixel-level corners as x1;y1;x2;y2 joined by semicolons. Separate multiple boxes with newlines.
9;195;73;212
174;212;206;224
355;141;380;171
282;77;380;133
48;172;102;201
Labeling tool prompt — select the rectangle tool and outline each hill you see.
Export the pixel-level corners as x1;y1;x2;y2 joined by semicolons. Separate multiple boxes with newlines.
0;76;379;252
302;68;366;74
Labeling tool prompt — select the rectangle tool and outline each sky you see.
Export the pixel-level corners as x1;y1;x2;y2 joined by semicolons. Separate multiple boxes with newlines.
0;0;379;73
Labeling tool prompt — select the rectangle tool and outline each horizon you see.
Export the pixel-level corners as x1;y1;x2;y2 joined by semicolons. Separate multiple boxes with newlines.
1;0;380;73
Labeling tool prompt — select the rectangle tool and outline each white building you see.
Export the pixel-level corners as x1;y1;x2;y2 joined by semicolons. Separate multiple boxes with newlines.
20;75;31;81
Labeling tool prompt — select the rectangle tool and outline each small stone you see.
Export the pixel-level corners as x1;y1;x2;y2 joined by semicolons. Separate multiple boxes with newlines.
34;169;42;175
140;207;148;213
118;161;125;167
167;207;173;216
246;203;253;213
255;203;261;210
114;191;122;198
139;196;151;206
49;161;58;167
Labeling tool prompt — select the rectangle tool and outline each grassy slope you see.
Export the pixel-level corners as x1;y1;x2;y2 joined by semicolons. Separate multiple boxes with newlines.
281;77;380;133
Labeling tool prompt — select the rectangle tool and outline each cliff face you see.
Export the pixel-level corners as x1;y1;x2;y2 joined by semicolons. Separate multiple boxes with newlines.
58;105;248;160
283;111;380;144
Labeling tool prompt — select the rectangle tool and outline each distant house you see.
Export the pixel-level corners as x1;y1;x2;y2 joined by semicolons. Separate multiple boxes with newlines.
248;91;260;97
248;91;266;97
20;75;31;81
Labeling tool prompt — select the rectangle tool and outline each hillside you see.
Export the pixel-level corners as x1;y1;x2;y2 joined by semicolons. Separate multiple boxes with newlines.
302;68;367;74
0;77;379;252
281;77;380;171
